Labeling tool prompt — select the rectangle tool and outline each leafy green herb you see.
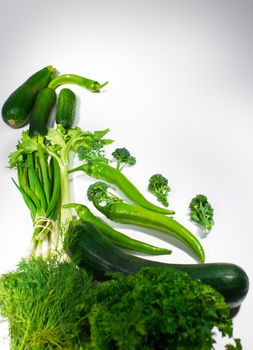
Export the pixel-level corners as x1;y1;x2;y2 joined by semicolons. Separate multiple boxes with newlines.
0;255;93;349
189;194;214;233
77;129;112;164
86;267;239;349
0;258;241;349
148;173;171;207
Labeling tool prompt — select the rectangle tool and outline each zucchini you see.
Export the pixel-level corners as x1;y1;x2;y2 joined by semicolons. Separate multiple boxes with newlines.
29;88;56;136
2;66;57;128
64;220;249;309
55;88;77;129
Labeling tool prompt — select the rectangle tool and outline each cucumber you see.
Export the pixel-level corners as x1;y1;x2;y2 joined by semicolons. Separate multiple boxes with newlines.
64;220;249;309
2;66;57;128
55;88;77;129
29;88;56;136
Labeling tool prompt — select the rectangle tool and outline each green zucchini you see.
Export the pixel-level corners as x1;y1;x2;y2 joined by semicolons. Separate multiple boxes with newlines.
2;66;57;128
64;220;249;309
55;88;77;129
29;88;56;136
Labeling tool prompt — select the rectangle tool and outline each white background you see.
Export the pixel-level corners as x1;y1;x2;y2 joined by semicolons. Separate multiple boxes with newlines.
0;1;252;348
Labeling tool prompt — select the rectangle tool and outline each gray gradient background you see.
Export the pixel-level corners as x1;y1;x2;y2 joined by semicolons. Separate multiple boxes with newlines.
0;1;252;348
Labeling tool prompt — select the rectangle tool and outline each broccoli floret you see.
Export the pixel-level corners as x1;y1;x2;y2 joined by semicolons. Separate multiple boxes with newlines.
87;181;122;207
189;194;214;232
111;147;136;171
148;174;171;207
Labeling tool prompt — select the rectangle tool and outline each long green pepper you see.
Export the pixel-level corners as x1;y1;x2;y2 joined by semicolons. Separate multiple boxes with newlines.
90;200;205;262
69;162;175;215
64;203;171;255
48;74;108;92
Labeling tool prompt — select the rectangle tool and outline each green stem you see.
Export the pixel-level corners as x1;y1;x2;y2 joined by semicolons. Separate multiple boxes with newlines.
46;158;61;217
37;145;51;205
48;74;108;92
27;153;47;212
59;167;72;228
34;153;43;183
17;164;41;210
12;178;37;220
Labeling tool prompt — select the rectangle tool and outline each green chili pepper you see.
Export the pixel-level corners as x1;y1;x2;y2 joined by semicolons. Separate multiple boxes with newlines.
91;200;205;262
69;162;175;215
64;203;171;255
48;74;108;92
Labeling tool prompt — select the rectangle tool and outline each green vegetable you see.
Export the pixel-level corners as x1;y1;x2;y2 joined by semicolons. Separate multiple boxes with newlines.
0;253;243;350
45;126;113;227
64;220;249;309
2;65;57;128
86;267;242;350
28;87;57;137
0;255;93;349
9;133;61;254
189;194;214;232
48;73;108;92
111;147;136;171
87;182;205;262
8;126;113;255
55;88;77;129
69;162;175;215
148;173;171;207
64;202;171;255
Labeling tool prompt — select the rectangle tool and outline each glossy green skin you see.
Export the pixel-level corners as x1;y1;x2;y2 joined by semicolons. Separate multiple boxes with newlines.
55;88;77;129
64;203;171;255
2;66;56;128
29;88;56;136
70;162;175;215
96;201;205;263
65;221;250;309
48;74;108;92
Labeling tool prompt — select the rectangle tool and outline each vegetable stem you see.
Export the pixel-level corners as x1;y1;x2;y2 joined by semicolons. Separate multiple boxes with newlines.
37;145;51;205
27;154;47;212
48;74;108;92
59;168;72;227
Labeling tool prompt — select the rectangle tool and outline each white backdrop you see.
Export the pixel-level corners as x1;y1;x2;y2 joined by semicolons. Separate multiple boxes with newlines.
0;1;252;348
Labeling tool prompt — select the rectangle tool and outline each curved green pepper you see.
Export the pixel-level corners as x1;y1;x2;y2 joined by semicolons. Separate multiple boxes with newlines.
91;200;205;262
48;74;108;92
64;203;171;256
69;162;175;215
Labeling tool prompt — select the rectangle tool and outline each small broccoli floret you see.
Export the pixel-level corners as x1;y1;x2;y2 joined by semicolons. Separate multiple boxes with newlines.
112;147;136;171
148;174;171;207
87;181;122;207
189;194;214;232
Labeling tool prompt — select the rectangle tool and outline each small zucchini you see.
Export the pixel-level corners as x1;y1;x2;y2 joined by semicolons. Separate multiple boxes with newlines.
64;220;250;309
55;88;77;129
2;65;57;128
29;87;56;136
